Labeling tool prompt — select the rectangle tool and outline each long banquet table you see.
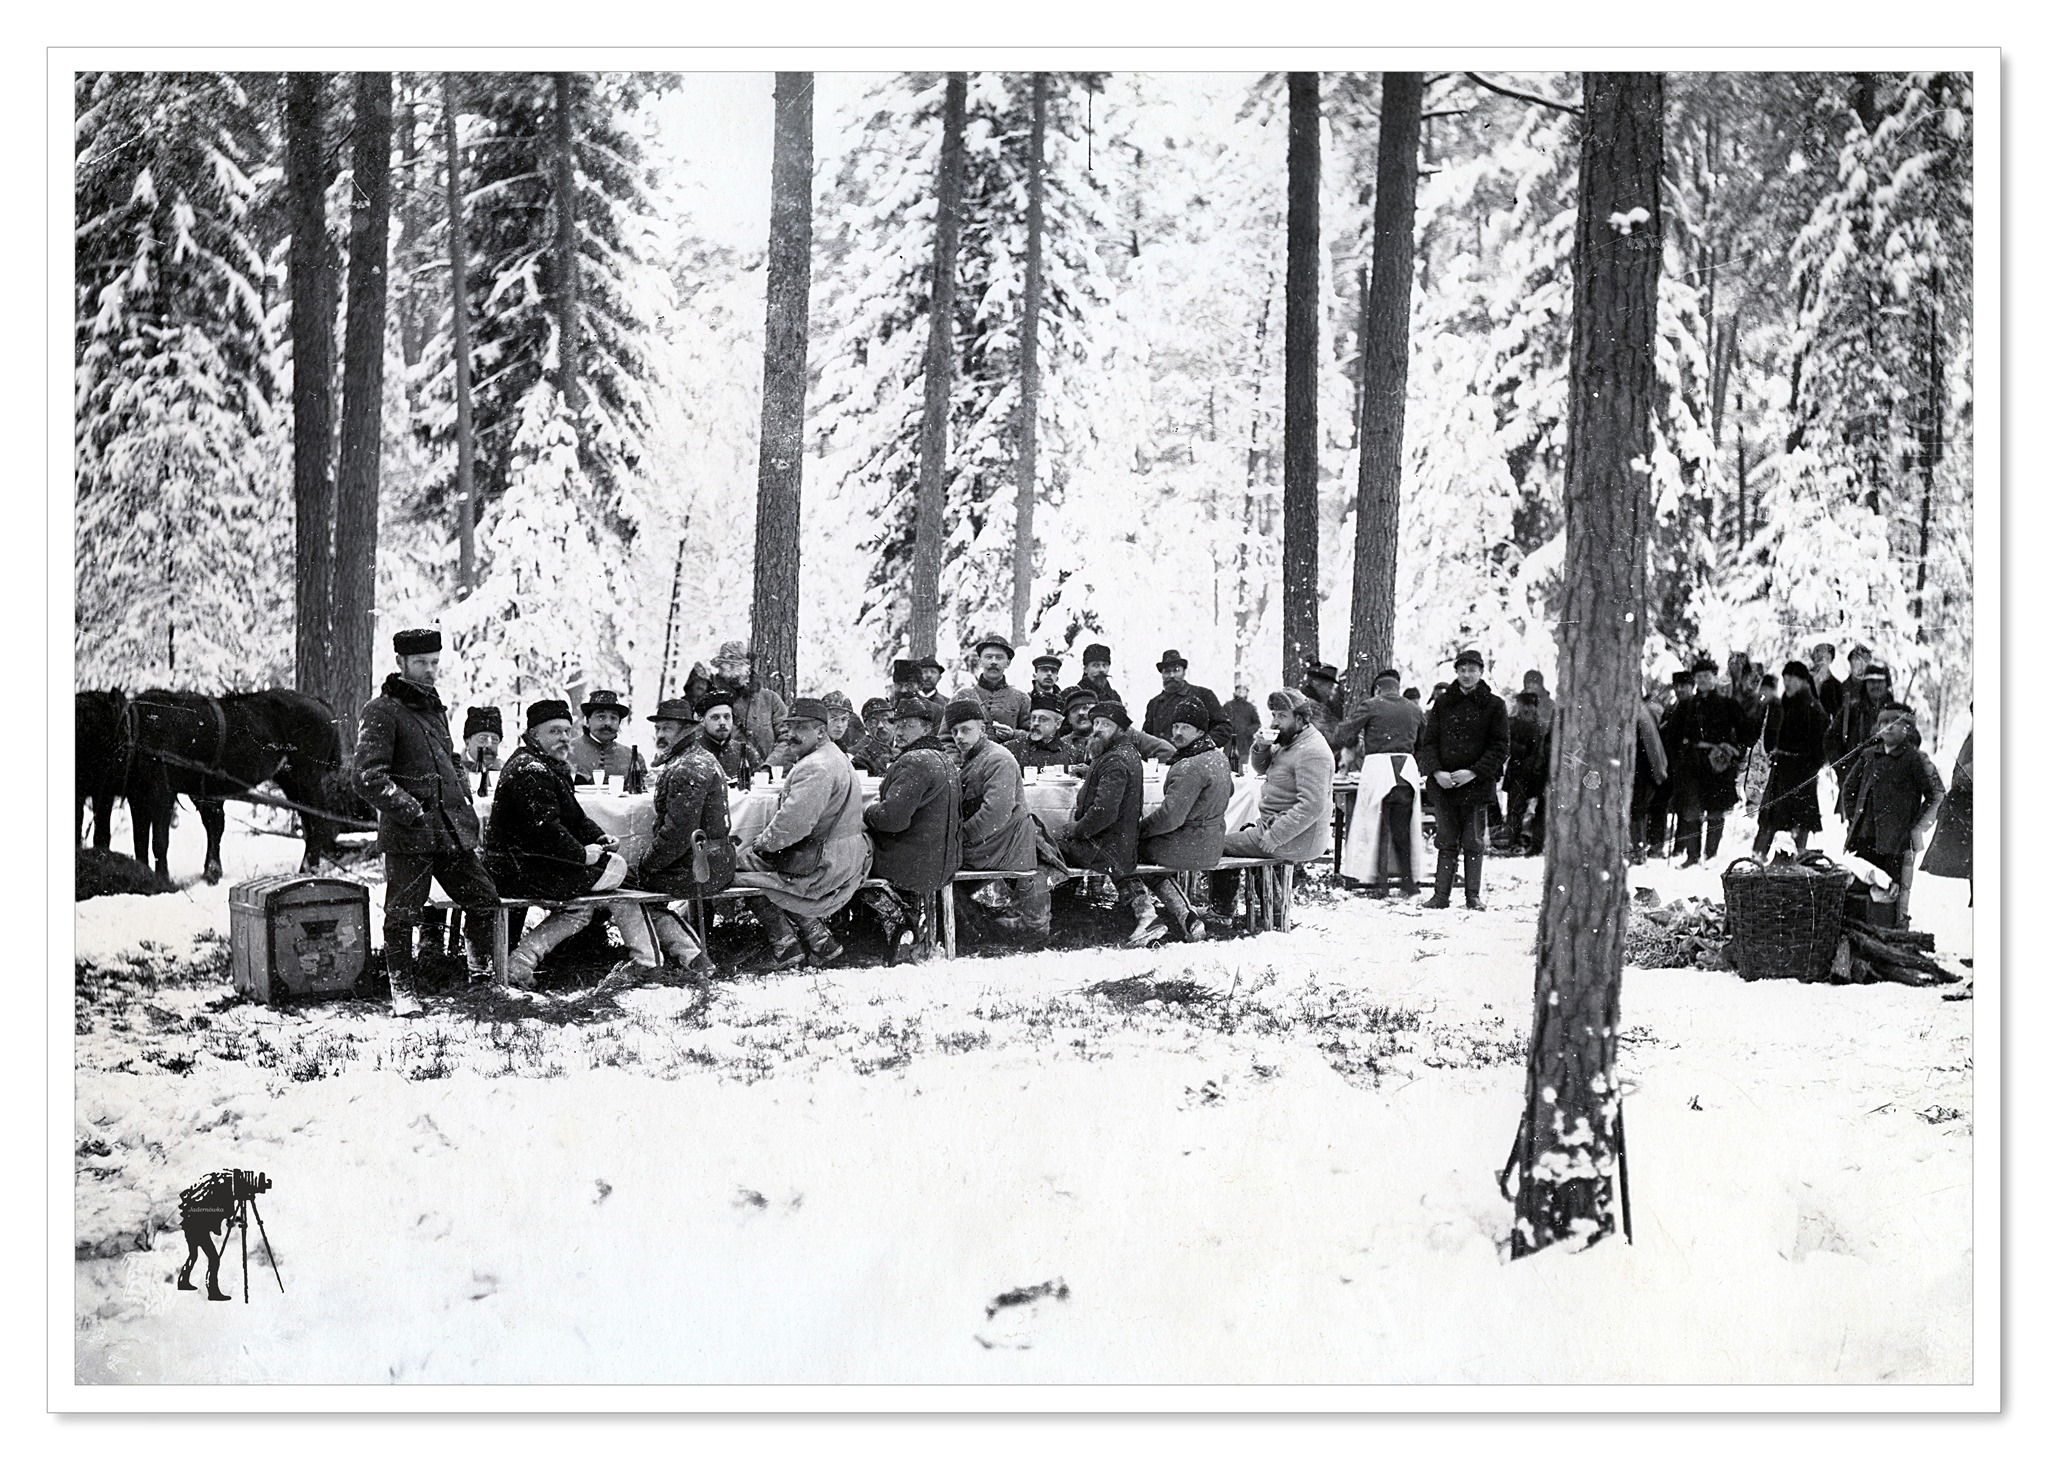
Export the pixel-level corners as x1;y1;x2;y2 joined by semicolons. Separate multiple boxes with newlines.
477;768;1268;873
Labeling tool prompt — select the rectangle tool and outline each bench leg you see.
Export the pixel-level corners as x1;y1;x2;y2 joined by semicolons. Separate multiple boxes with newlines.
940;884;957;959
1278;863;1294;932
492;908;510;985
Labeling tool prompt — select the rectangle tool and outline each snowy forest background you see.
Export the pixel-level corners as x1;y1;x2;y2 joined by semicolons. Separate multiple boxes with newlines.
73;70;1975;741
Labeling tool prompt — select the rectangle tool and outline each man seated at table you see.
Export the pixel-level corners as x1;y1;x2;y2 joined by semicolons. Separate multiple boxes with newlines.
1058;701;1164;947
695;691;765;784
634;698;732;976
682;639;788;764
1334;669;1428;895
1137;696;1232;942
1059;686;1102;766
1017;705;1078;770
731;698;871;970
567;689;648;791
484;700;659;990
947;699;1048;945
461;706;503;796
1215;689;1335;921
768;689;864;770
859;697;962;964
849;696;898;775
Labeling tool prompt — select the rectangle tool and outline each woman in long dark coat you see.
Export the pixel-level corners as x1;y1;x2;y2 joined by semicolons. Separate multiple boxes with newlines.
1752;660;1829;854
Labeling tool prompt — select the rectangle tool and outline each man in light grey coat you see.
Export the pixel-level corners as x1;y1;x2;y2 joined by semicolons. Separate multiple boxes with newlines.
732;700;872;968
948;699;1049;944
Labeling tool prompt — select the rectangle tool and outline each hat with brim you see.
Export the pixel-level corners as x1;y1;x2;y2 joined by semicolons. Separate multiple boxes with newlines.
818;690;853;713
914;655;944;673
1306;661;1340;682
892;696;944;727
1691;655;1720;675
1031;654;1062;672
1862;661;1893;681
973;635;1015;661
649;697;699;726
1061;686;1099;712
580;689;630;719
393;628;442;657
1089;702;1131;730
1372;669;1402;688
526;699;573;732
1157;649;1189;672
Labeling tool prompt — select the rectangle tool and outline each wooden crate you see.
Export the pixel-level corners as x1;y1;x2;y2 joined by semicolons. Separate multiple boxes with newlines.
228;874;372;1004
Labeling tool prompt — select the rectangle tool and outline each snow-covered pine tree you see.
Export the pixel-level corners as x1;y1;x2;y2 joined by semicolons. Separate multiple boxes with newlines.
75;71;292;691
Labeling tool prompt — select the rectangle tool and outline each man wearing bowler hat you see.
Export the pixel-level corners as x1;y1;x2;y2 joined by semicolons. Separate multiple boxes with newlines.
567;688;648;791
356;628;502;1015
1143;650;1226;747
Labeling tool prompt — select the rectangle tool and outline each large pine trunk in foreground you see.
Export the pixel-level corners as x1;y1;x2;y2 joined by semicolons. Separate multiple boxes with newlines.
1011;72;1049;648
750;72;815;704
331;71;392;752
1346;71;1423;692
907;72;967;659
286;73;339;711
1510;72;1664;1258
443;73;478;597
552;73;582;421
1280;71;1321;683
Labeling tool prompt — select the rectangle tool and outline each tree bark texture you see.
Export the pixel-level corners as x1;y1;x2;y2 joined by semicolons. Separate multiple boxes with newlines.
552;73;582;419
908;73;967;659
1011;72;1049;648
1346;71;1423;695
750;71;814;704
1511;71;1663;1259
286;73;339;709
1281;71;1322;684
442;73;478;597
332;71;393;753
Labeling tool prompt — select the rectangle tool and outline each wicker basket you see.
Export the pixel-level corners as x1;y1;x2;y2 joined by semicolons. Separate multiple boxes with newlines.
1722;853;1853;982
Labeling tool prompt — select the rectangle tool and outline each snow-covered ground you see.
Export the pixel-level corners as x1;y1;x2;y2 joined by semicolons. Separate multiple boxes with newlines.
71;803;1975;1385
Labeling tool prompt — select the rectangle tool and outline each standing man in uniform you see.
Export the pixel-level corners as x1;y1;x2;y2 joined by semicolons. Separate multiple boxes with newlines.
959;634;1033;742
356;628;501;1016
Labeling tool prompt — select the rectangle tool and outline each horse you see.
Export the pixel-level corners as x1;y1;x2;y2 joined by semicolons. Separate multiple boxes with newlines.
76;689;131;850
123;687;355;883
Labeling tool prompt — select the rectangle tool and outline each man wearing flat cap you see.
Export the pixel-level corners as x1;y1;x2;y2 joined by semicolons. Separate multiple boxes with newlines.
1028;654;1066;716
634;698;731;975
567;688;648;792
1143;650;1226;748
849;696;898;776
1414;649;1509;908
1059;699;1166;947
959;634;1032;742
356;628;501;1014
1070;643;1123;706
1059;685;1103;767
681;638;789;764
859;697;964;962
732;698;872;969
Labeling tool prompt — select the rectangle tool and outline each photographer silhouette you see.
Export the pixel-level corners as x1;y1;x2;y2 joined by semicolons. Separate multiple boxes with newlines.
175;1170;281;1303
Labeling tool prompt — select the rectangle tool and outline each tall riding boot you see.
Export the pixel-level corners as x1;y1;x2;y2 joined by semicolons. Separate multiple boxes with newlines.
1463;848;1485;910
1704;813;1725;860
1125;882;1167;948
598;905;662;989
384;927;423;1014
1424;840;1458;908
505;906;597;989
753;902;804;969
793;914;845;966
650;908;715;975
1154;876;1203;941
862;886;918;965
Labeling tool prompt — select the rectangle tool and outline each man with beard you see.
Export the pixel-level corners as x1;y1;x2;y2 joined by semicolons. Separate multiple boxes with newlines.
732;699;872;969
860;697;963;964
1144;650;1227;746
635;698;731;976
848;697;898;775
1753;661;1829;856
1059;701;1162;946
948;699;1049;945
566;689;648;791
1137;697;1232;942
1670;656;1753;866
1017;705;1079;771
1028;654;1066;715
957;634;1033;742
694;691;765;784
1299;661;1346;746
356;628;501;1016
913;655;951;709
485;700;660;991
1414;649;1510;909
1216;688;1336;918
1334;670;1427;893
1071;643;1124;706
683;639;788;763
1059;686;1103;766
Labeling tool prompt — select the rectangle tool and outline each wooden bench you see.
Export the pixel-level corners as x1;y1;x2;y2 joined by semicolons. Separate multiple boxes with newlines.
428;891;676;984
1067;856;1294;934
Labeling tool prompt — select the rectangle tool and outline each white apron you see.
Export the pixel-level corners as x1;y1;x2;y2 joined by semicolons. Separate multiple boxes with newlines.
1343;752;1428;885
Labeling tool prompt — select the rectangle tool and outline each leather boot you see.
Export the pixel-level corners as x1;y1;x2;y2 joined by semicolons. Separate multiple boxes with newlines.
864;886;918;965
1423;845;1457;908
505;906;595;989
1463;849;1485;910
1125;884;1168;948
793;915;845;966
385;933;424;1014
651;909;716;976
1155;877;1204;941
754;903;804;970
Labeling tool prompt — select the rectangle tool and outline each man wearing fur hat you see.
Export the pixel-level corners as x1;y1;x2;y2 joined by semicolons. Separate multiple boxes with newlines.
485;701;660;990
1414;649;1509;908
732;699;872;969
1070;643;1124;706
959;634;1033;741
682;639;789;763
356;628;502;1015
860;697;963;962
567;688;648;791
635;698;731;976
1058;700;1164;946
947;698;1049;944
460;706;504;797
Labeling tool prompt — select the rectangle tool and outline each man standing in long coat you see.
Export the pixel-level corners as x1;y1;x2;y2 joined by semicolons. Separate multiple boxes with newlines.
1414;649;1509;909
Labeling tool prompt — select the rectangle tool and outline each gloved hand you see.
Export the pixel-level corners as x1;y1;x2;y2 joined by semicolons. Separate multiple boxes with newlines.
584;843;604;865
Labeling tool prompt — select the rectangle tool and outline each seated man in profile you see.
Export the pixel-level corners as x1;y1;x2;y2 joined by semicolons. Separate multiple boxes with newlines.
860;697;962;964
947;699;1049;946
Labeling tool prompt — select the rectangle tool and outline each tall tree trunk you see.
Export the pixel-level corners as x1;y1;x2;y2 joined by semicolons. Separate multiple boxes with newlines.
553;73;582;421
750;71;814;704
332;71;393;753
1011;72;1049;648
1345;71;1423;695
442;73;478;597
396;87;426;376
1510;70;1663;1260
1233;282;1275;690
908;73;967;659
1913;262;1942;635
1281;71;1322;684
285;72;339;709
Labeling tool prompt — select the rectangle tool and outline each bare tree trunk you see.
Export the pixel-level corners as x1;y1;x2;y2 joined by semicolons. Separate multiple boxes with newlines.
908;73;968;659
442;73;478;596
1233;281;1275;689
1345;71;1423;696
332;71;392;753
1281;71;1322;684
1011;72;1048;647
552;73;582;422
750;71;814;704
286;72;339;707
396;86;426;377
1913;262;1942;635
1510;70;1663;1260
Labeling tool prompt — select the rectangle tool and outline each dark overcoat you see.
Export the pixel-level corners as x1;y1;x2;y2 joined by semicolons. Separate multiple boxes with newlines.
958;737;1036;874
1920;731;1972;880
1068;732;1145;875
863;736;963;893
484;744;606;900
357;674;483;855
1415;680;1510;809
1759;692;1829;833
1842;743;1945;860
639;743;736;897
